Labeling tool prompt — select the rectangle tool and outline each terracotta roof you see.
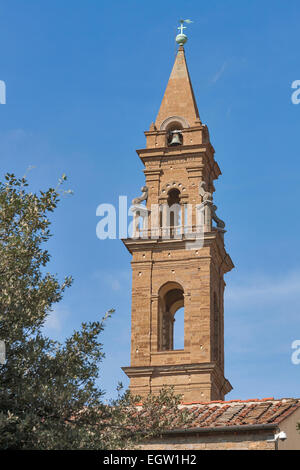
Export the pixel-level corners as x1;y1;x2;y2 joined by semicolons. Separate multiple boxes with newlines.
175;398;300;431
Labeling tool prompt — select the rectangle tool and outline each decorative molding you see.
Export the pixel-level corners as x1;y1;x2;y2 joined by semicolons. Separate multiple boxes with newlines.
160;181;187;198
160;115;190;131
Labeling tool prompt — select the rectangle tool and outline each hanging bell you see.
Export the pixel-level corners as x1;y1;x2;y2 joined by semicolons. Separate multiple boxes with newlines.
169;130;182;146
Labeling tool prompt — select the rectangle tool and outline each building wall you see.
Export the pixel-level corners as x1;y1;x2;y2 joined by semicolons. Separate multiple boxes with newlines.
278;407;300;450
141;430;276;451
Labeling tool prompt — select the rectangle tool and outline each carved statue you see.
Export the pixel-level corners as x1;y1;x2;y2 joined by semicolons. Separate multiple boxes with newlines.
199;181;213;202
132;186;148;205
211;204;225;229
199;181;225;230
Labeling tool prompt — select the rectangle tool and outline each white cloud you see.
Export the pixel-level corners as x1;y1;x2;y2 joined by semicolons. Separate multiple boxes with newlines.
92;270;131;292
44;306;70;333
212;62;228;84
224;270;300;356
110;278;121;291
226;270;300;307
0;128;28;143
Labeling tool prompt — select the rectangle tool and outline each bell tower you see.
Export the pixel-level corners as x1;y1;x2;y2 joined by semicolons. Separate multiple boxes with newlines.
122;33;234;403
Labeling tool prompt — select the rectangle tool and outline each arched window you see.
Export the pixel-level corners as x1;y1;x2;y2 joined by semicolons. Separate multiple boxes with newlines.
167;189;181;233
158;282;184;351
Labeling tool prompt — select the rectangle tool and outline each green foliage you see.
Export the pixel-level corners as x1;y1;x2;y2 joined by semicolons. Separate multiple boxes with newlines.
0;174;190;450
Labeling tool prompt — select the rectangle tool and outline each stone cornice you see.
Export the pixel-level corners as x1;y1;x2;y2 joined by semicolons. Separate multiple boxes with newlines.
122;231;233;275
122;362;232;396
136;143;215;159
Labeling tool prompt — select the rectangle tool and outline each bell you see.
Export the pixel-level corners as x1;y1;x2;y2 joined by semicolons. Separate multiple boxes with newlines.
169;130;182;146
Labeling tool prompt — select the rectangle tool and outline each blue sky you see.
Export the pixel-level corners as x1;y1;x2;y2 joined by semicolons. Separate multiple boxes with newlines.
1;0;300;401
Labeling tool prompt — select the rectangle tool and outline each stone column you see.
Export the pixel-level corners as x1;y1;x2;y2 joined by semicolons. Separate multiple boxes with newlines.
132;209;140;239
161;204;169;239
180;204;185;237
203;201;213;232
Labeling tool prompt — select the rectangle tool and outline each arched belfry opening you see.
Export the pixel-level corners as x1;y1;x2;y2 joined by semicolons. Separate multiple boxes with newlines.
158;282;184;351
167;188;180;206
167;188;181;235
160;116;189;147
158;182;187;240
166;121;183;147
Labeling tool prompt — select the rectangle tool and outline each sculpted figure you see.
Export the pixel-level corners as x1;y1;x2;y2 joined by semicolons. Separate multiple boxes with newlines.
132;186;148;205
199;181;213;202
199;181;225;229
211;204;226;229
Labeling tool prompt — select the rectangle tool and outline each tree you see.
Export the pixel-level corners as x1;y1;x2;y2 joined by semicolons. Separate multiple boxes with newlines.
0;174;190;450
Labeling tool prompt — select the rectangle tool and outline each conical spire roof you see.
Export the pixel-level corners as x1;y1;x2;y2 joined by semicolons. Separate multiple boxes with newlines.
155;45;200;130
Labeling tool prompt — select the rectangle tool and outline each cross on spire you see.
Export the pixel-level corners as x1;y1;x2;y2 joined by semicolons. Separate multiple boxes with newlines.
176;19;193;46
178;20;187;35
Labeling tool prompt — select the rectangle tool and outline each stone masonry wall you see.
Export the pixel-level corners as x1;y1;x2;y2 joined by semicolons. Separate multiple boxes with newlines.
140;431;276;451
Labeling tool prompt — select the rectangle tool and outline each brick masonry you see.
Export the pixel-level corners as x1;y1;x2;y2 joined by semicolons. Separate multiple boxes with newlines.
122;45;233;402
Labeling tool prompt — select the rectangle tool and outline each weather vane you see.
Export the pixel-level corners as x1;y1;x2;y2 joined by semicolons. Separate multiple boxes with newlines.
176;19;193;46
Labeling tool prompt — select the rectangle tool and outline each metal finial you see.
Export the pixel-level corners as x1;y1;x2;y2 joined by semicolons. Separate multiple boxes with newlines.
176;19;193;46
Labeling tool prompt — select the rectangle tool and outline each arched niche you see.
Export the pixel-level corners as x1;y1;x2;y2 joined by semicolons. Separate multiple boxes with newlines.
158;282;184;351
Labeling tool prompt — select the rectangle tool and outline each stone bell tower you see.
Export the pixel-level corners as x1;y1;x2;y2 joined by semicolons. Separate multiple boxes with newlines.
122;34;234;403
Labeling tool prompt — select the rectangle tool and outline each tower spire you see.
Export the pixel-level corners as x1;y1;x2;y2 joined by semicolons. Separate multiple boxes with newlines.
155;42;200;130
